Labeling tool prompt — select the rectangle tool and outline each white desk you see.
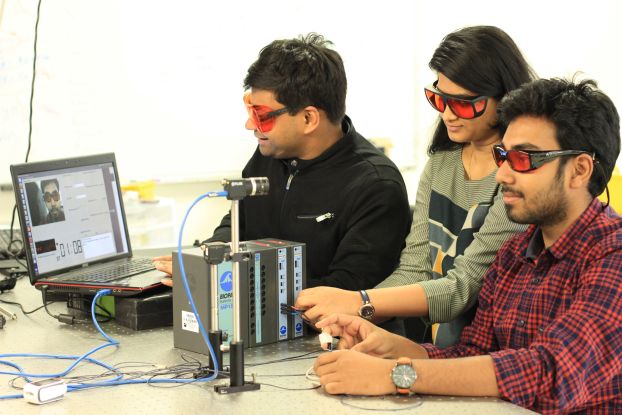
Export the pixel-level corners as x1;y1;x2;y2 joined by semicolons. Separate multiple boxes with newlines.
0;276;536;414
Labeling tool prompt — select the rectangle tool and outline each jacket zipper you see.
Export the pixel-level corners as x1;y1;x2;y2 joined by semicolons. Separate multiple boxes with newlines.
279;160;299;234
285;160;299;191
297;213;335;222
286;171;297;190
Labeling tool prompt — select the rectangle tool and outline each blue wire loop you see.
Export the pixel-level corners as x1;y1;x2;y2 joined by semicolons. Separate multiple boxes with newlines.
0;190;228;399
175;191;227;377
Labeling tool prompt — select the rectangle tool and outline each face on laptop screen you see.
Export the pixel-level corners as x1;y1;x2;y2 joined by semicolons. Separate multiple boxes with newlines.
15;162;129;277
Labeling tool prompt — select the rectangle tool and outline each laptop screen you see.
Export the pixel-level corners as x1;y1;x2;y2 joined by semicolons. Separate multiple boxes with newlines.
11;154;131;278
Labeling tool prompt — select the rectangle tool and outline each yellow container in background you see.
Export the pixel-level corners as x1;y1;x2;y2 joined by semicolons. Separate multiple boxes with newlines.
121;180;157;201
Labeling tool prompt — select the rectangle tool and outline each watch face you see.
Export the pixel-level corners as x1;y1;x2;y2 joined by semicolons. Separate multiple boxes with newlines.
391;364;417;389
359;304;375;319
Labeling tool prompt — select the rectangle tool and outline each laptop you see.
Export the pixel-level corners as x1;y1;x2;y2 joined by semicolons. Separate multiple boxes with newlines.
10;153;166;296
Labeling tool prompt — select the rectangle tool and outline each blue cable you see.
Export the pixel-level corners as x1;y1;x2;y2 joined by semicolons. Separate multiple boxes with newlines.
0;289;122;399
90;289;118;344
174;191;228;379
0;360;26;400
0;353;118;379
0;289;119;381
0;191;228;399
65;190;228;390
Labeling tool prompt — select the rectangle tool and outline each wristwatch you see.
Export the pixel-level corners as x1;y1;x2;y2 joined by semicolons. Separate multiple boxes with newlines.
357;290;375;320
391;357;417;394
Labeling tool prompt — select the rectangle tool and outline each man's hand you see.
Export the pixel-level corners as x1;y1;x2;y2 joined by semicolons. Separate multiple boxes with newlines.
152;255;173;286
316;314;403;358
317;313;428;360
294;287;361;323
314;350;396;395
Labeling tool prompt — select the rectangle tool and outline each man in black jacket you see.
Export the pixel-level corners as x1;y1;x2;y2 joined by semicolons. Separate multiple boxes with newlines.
156;33;410;291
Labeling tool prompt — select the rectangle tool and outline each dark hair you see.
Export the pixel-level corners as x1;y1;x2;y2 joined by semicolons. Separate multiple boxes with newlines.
428;26;536;154
498;77;621;197
243;33;347;124
40;178;59;193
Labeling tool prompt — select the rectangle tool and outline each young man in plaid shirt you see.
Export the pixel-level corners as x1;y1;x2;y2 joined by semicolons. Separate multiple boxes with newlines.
313;77;622;414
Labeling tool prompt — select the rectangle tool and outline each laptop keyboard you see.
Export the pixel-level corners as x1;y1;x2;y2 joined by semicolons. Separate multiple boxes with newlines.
61;258;156;283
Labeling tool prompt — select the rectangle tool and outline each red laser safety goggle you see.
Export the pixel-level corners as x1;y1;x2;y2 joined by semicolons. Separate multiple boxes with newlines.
424;81;489;119
243;92;289;134
492;144;593;172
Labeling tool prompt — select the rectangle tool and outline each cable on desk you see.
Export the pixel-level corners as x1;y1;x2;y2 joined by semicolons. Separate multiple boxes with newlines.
0;289;120;379
0;288;223;400
3;190;334;400
246;350;322;367
60;361;221;389
65;293;113;323
1;0;42;267
256;382;320;391
1;192;228;400
239;366;321;391
41;285;59;320
40;286;103;325
0;298;56;315
339;394;424;411
0;225;25;266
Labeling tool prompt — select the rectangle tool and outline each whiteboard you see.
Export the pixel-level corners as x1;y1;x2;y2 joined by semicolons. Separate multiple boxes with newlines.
0;0;420;184
2;0;621;185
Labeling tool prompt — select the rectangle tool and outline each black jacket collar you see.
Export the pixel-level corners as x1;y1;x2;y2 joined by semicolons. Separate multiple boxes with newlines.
281;115;355;172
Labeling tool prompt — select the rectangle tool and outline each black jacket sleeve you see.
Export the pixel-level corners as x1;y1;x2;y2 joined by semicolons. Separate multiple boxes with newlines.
205;211;232;243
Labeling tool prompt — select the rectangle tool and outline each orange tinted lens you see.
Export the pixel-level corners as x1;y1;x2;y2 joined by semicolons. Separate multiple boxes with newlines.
447;98;476;119
243;93;280;133
507;151;532;171
425;90;445;112
257;117;276;133
474;99;487;113
253;106;277;133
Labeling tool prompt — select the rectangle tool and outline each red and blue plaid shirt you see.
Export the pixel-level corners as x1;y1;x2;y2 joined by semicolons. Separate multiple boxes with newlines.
422;198;622;414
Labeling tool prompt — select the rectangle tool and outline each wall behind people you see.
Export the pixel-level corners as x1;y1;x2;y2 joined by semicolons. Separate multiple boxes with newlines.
2;0;621;185
1;0;621;242
0;0;422;184
411;1;622;167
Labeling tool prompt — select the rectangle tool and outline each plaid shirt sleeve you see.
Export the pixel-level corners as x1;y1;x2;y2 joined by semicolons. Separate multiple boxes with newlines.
489;248;622;411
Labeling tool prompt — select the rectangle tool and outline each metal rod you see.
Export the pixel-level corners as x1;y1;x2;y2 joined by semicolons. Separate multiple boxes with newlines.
210;264;219;330
231;199;241;343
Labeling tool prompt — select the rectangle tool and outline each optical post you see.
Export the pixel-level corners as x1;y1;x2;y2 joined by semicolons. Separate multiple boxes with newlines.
214;177;269;394
203;241;228;376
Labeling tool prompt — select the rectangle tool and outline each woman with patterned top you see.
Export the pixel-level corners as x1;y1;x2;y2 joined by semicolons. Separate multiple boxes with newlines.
296;26;537;346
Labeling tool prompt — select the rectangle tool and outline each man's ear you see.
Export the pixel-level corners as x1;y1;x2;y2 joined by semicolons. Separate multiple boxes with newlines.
302;106;321;134
569;153;594;189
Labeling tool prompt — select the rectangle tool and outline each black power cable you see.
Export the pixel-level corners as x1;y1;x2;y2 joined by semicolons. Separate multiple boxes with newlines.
4;0;43;267
40;285;108;325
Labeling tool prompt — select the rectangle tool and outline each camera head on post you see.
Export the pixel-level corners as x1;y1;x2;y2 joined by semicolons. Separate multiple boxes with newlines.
222;177;269;200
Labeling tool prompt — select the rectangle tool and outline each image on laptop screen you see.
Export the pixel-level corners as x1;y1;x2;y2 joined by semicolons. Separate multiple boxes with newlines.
13;157;130;278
